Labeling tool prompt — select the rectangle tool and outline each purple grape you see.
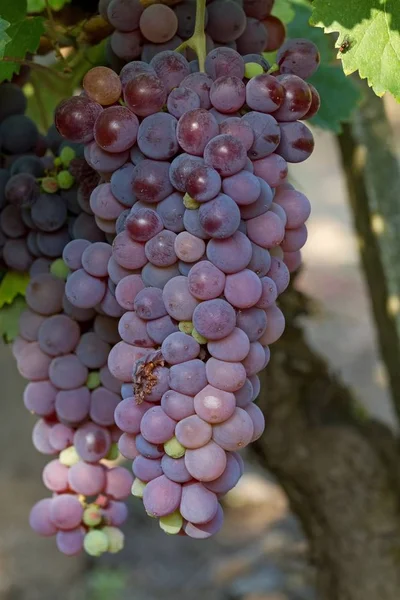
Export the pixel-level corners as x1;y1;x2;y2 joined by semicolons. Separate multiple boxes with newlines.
135;434;164;459
42;459;69;492
68;462;106;495
206;230;252;274
161;331;200;365
236;306;267;341
161;389;195;420
175;414;212;448
74;422;112;462
192;298;236;340
133;456;163;482
176;109;219;156
181;72;213;109
169;359;207;395
198;193;241;239
140;406;176;444
205;47;245;80
185;440;227;482
163;275;199;321
49;354;88;389
137;112;178;160
207;327;250;361
55;387;91;425
50;494;84;530
143;475;182;517
30;499;57;536
212;407;254;450
161;455;192;483
180;481;218;524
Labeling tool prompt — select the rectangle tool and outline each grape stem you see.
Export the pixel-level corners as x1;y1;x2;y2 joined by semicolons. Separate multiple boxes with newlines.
175;0;207;72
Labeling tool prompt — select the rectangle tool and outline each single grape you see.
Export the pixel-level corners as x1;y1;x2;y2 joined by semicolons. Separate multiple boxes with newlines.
140;4;178;43
137;112;178;160
55;96;102;143
49;354;88;389
176;109;219;157
124;73;167;117
204;134;247;176
83;66;122;105
277;38;320;79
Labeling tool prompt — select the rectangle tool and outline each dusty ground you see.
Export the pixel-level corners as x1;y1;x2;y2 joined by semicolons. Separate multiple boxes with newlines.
0;118;396;599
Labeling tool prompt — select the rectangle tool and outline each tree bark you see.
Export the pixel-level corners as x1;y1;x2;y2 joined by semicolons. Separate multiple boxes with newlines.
254;84;400;599
254;288;400;600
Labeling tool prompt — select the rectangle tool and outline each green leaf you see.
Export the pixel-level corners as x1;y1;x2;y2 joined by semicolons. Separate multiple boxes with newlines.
308;65;360;133
27;0;45;13
25;39;107;132
0;296;27;342
287;1;361;132
271;0;295;25
0;18;11;59
0;0;45;81
310;0;400;100
0;271;30;309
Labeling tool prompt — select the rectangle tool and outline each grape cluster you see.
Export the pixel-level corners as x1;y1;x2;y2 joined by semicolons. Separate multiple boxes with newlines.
0;83;108;274
55;40;317;541
14;263;133;556
99;0;285;68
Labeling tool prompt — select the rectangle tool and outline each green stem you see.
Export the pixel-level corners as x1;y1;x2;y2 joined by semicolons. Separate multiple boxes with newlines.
175;0;206;71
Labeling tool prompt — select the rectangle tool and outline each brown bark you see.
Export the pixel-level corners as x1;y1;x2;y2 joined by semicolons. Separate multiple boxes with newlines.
254;287;400;599
254;83;400;599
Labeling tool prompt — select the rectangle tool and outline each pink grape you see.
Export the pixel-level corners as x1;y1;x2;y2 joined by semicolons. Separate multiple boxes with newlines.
108;342;151;382
175;414;212;449
206;231;252;274
161;390;195;420
222;170;261;206
234;378;254;408
74;423;111;462
241;341;265;376
118;433;139;459
132;456;163;482
23;380;57;417
115;274;145;311
114;397;151;434
161;455;192;483
174;231;205;262
68;462;106;495
135;434;164;459
49;494;83;530
281;224;308;252
56;528;84;556
192;299;236;340
118;311;154;347
204;452;241;494
207;327;250;362
212;407;254;450
256;276;278;309
246;211;285;248
30;499;57;536
267;257;290;294
206;357;247;392
55;387;90;425
194;385;236;424
259;304;285;345
273;189;311;228
102;501;129;526
245;402;265;441
140;406;176;444
105;466;134;500
224;269;262;308
236;307;267;341
185;441;227;482
161;332;200;365
180;481;218;524
42;459;69;493
163;276;199;321
143;475;182;517
112;231;147;270
188;260;226;300
183;503;224;538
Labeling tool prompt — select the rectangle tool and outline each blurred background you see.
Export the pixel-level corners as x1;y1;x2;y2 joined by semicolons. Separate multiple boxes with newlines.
1;95;397;600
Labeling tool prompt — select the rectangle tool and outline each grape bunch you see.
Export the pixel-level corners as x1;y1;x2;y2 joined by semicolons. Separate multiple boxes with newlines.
13;260;134;556
0;83;108;274
100;0;285;68
55;39;317;541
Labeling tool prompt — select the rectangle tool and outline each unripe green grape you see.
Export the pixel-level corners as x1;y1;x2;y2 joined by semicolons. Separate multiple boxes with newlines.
84;530;109;557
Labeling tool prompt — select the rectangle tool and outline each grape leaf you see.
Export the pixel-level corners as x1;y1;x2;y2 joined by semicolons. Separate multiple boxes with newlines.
272;0;295;25
0;18;11;59
287;1;361;132
310;0;400;100
0;271;30;309
0;296;27;342
308;65;360;133
0;0;45;81
27;0;45;12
